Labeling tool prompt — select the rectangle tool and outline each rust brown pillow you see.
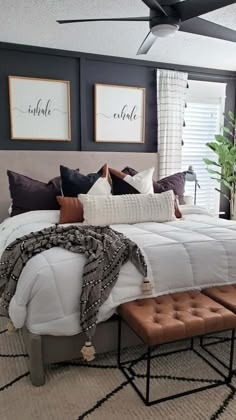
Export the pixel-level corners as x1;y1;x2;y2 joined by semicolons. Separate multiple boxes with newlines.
174;197;182;219
57;196;84;224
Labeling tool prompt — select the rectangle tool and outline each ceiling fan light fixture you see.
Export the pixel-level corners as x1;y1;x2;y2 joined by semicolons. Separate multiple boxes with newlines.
151;23;179;38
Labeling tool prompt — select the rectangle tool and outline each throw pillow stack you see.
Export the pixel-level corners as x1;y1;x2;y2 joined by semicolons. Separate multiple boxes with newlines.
7;164;185;224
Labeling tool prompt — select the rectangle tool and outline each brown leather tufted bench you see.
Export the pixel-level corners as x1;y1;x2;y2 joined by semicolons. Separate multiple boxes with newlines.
203;285;236;313
201;285;236;373
117;291;236;406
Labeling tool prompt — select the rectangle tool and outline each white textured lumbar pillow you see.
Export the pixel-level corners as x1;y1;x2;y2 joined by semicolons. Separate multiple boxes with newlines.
79;190;175;226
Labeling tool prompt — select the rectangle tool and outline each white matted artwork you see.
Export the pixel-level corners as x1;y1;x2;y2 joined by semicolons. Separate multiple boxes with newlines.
8;76;71;141
94;83;146;143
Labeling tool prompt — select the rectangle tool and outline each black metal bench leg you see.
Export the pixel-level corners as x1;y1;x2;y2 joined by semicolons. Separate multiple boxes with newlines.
190;338;194;350
199;329;236;376
227;329;235;383
146;347;151;405
118;316;122;367
117;316;235;406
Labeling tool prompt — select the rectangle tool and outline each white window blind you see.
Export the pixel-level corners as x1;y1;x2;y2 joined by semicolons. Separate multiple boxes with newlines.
182;81;226;214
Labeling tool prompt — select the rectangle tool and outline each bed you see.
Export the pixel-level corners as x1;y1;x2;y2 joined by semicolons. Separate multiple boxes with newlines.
1;150;236;386
1;205;236;385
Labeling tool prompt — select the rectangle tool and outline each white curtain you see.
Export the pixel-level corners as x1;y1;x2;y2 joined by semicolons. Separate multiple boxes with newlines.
156;69;188;178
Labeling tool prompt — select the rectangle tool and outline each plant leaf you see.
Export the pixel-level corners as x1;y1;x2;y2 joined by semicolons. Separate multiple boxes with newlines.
223;116;235;128
203;158;220;167
207;142;219;153
215;188;230;201
204;111;236;197
211;177;233;191
227;175;236;183
215;135;232;146
228;111;236;122
222;126;234;137
207;169;222;177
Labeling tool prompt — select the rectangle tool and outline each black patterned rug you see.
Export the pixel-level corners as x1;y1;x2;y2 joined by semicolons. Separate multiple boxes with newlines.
0;315;236;420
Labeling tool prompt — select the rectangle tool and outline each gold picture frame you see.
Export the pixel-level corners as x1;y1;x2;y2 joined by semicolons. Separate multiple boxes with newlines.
8;76;71;141
94;83;146;144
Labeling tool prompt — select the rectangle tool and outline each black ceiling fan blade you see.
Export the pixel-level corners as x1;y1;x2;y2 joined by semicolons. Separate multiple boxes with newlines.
141;0;168;16
137;31;157;55
158;0;187;4
57;17;150;24
174;0;236;22
180;17;236;43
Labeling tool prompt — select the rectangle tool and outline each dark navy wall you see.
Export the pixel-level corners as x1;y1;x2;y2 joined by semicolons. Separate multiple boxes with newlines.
80;58;157;153
0;41;235;153
0;48;80;151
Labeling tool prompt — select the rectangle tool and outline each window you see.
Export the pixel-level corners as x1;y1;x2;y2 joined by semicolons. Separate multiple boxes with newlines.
182;80;226;214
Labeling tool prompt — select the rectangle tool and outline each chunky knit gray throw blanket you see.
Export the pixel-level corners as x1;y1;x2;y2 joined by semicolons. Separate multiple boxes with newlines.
0;224;147;345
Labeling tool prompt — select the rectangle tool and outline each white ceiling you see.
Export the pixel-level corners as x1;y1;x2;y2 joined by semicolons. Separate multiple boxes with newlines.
1;0;236;70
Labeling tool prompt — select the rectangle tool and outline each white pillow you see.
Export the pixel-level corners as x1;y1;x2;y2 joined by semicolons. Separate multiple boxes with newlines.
183;195;193;205
8;203;13;216
79;190;175;226
124;167;154;194
87;176;111;196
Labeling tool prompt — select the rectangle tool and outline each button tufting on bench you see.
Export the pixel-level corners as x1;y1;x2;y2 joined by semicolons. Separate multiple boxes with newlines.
118;291;236;346
203;285;236;314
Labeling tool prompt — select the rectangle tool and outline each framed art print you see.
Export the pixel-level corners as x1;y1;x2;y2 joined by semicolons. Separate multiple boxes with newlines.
94;83;146;143
8;76;71;141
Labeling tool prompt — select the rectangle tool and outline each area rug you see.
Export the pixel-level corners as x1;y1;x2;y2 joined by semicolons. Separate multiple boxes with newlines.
0;315;236;420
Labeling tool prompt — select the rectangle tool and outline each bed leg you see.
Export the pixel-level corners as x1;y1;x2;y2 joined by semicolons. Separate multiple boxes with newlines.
27;332;46;386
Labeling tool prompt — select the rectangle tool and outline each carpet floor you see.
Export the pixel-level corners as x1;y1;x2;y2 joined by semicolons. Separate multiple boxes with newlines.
0;316;236;420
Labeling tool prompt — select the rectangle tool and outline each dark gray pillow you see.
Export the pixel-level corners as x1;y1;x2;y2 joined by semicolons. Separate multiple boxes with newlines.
8;170;73;217
60;164;106;197
122;167;186;204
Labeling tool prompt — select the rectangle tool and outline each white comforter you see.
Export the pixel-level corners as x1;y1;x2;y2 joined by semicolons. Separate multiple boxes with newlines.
1;207;236;336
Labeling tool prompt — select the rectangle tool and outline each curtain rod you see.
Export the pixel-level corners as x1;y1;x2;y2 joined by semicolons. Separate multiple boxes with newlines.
188;71;234;81
157;67;235;81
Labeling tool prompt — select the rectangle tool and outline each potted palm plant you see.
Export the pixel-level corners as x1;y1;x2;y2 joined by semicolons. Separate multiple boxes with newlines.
204;111;236;219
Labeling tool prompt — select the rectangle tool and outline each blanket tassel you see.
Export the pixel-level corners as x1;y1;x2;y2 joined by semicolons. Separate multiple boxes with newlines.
81;341;96;362
7;320;17;334
142;277;153;296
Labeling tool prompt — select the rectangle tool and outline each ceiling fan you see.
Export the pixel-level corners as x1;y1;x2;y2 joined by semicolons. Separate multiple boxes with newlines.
57;0;236;55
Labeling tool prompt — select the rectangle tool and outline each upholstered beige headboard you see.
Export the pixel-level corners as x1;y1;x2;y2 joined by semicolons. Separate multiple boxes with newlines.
0;151;158;222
